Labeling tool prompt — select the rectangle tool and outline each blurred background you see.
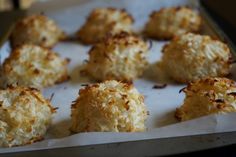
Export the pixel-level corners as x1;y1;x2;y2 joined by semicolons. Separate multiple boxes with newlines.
0;0;35;10
0;0;235;44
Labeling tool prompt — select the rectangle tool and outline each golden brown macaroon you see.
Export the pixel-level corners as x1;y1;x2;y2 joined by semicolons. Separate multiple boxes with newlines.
145;7;201;40
71;80;148;132
160;33;231;83
10;14;66;48
176;77;236;121
77;8;134;44
1;44;69;89
0;86;56;147
85;32;149;82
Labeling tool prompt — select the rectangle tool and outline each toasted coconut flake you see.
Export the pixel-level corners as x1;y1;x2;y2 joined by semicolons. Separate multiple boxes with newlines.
152;84;167;89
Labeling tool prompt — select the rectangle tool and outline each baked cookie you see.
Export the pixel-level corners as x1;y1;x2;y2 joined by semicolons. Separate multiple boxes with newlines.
0;86;55;147
1;44;69;89
10;15;66;48
85;32;149;82
176;77;236;121
145;7;201;40
71;80;148;132
77;8;134;44
161;33;231;83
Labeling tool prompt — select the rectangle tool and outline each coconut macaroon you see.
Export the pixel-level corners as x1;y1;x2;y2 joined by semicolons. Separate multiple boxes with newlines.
1;44;69;89
176;77;236;121
85;32;149;82
71;80;148;132
10;15;66;48
145;7;201;40
77;8;134;44
0;86;55;147
160;33;231;83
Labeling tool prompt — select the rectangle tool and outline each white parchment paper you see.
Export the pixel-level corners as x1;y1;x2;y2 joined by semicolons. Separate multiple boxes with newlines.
1;0;236;153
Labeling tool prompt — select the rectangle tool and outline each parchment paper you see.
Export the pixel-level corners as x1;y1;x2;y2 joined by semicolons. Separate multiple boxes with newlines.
1;0;236;153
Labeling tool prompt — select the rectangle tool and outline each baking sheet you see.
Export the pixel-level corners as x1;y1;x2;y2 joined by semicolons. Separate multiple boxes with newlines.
1;0;236;154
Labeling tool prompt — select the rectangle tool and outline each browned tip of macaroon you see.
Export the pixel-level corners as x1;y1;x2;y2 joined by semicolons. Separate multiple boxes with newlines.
175;108;183;121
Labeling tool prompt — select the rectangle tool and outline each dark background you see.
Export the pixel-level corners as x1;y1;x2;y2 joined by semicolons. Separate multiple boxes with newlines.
201;0;236;45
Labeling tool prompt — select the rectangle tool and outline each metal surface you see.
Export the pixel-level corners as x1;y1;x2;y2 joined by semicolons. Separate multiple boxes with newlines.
2;132;236;157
